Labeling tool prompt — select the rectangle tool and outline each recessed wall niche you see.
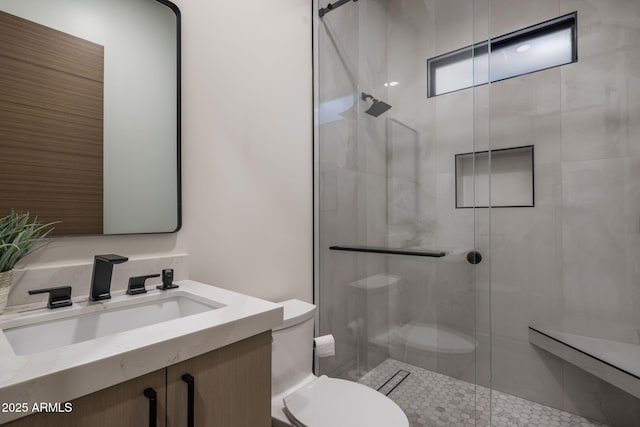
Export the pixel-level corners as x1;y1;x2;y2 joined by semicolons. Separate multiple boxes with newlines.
455;145;534;208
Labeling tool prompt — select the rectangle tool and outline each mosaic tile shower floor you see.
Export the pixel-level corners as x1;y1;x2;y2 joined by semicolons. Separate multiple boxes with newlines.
358;359;608;427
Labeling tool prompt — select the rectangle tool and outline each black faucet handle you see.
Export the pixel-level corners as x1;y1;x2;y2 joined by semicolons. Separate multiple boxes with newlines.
28;286;72;309
127;274;161;295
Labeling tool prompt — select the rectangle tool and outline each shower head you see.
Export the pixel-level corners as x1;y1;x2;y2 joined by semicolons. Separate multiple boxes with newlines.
361;92;392;117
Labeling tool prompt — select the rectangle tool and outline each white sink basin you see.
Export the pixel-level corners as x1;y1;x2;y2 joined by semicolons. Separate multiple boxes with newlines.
0;280;283;425
2;293;221;355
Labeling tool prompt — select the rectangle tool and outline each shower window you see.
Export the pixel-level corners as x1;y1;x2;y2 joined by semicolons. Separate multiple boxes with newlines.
427;12;577;97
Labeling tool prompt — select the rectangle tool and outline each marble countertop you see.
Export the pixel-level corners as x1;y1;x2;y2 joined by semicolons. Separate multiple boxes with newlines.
0;280;283;424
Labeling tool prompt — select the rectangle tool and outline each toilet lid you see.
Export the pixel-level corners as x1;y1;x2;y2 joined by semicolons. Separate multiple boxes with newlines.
283;376;409;427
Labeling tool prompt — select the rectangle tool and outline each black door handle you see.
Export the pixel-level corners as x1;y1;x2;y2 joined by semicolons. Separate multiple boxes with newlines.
143;388;157;427
182;373;195;427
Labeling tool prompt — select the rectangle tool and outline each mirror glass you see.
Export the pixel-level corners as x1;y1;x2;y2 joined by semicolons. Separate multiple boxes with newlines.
0;0;180;236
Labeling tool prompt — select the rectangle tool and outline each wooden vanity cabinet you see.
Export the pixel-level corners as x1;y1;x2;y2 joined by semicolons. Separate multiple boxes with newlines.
167;330;271;427
3;331;271;427
2;370;166;427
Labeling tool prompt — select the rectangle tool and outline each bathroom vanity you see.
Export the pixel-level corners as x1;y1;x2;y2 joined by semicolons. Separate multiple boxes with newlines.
0;281;282;426
2;332;271;427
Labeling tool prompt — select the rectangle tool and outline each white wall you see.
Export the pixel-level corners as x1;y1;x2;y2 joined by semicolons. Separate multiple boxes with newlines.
174;0;313;302
5;0;313;304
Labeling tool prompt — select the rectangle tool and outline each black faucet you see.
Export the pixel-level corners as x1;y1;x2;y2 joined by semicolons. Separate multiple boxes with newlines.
89;254;128;301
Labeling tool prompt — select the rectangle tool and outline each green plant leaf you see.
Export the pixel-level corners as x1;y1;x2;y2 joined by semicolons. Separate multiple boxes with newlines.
0;211;59;272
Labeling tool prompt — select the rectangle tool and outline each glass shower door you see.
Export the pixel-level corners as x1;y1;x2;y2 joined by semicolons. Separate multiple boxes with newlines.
315;0;490;425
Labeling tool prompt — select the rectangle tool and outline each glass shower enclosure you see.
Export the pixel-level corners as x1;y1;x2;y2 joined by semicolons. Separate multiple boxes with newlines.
314;0;640;426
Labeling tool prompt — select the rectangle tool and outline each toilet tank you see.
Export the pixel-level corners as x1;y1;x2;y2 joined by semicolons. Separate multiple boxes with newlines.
272;299;316;397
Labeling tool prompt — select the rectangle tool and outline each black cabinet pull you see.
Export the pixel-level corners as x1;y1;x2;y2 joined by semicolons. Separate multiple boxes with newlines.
182;373;195;427
143;388;157;427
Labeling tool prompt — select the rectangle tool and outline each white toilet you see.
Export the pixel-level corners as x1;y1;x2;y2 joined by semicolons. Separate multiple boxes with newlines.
271;299;409;427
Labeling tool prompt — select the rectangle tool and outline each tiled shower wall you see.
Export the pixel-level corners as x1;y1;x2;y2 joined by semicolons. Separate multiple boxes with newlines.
384;0;640;426
317;0;640;425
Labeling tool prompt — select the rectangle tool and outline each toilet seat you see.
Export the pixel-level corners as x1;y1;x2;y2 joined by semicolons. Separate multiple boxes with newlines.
282;375;409;427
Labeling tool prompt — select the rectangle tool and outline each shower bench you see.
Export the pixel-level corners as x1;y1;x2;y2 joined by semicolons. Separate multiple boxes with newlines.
529;327;640;399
